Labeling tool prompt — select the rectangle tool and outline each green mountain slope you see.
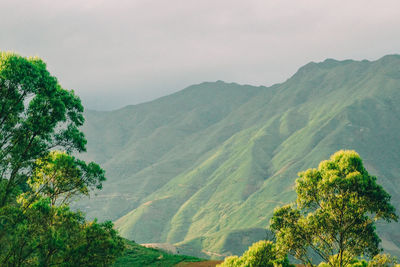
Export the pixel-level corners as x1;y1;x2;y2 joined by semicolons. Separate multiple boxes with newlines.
76;55;400;258
114;239;202;267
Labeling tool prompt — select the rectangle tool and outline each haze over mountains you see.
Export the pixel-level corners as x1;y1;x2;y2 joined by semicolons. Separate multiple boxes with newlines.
74;55;400;258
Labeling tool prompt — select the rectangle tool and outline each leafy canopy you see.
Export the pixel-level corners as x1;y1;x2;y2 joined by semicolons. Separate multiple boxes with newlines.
0;52;124;266
270;150;398;267
0;52;86;205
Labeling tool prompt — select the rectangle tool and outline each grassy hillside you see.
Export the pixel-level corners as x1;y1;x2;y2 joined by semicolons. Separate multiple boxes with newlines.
75;55;400;258
114;239;202;267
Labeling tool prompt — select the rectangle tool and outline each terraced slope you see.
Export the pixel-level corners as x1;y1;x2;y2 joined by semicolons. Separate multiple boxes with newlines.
76;55;400;258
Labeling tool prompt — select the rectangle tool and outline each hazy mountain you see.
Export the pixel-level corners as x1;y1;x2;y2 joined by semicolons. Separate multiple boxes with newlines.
75;55;400;258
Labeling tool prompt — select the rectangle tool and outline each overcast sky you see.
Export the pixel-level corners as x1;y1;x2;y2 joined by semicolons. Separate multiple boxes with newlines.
1;0;400;110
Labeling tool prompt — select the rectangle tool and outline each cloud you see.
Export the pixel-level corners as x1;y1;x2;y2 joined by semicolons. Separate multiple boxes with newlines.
1;0;400;110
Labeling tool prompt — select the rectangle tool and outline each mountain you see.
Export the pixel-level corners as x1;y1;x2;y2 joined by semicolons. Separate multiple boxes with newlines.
75;55;400;258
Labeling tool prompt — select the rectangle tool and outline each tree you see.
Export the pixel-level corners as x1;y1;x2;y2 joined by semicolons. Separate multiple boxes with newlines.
0;52;86;206
270;150;398;267
22;151;106;206
0;52;124;266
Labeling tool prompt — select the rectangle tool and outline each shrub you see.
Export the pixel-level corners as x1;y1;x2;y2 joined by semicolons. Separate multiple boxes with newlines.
217;240;292;267
318;253;398;267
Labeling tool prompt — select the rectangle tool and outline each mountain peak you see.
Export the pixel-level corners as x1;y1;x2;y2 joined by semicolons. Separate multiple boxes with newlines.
377;54;400;64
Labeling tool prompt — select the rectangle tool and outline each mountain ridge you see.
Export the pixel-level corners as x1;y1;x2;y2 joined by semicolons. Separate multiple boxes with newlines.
75;54;400;258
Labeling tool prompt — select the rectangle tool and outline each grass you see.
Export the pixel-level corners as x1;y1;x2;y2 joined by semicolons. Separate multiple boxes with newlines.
114;239;203;267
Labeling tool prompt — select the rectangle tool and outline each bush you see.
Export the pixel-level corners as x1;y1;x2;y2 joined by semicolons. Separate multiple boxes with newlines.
318;253;398;267
368;254;398;267
217;240;292;267
218;256;241;267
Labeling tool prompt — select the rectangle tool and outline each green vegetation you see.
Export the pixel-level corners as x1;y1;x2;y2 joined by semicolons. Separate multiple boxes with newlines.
216;240;292;267
114;239;202;267
218;151;398;267
0;52;124;266
77;55;400;258
318;253;398;267
271;150;398;266
6;51;399;266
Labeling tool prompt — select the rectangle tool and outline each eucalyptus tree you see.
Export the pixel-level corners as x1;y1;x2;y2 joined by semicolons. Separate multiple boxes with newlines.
0;52;86;206
270;150;398;267
0;52;124;266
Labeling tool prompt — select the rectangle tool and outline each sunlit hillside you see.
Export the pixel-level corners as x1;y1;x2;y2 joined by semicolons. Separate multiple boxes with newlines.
75;55;400;258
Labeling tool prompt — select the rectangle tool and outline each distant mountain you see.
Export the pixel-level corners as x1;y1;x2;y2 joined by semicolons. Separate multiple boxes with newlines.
75;55;400;258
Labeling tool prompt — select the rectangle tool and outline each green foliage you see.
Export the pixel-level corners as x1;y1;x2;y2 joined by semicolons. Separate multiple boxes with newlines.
217;240;292;267
0;52;124;266
271;150;398;267
218;256;241;267
367;253;398;267
319;253;398;267
2;196;124;266
68;220;125;266
22;151;105;206
0;52;86;205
